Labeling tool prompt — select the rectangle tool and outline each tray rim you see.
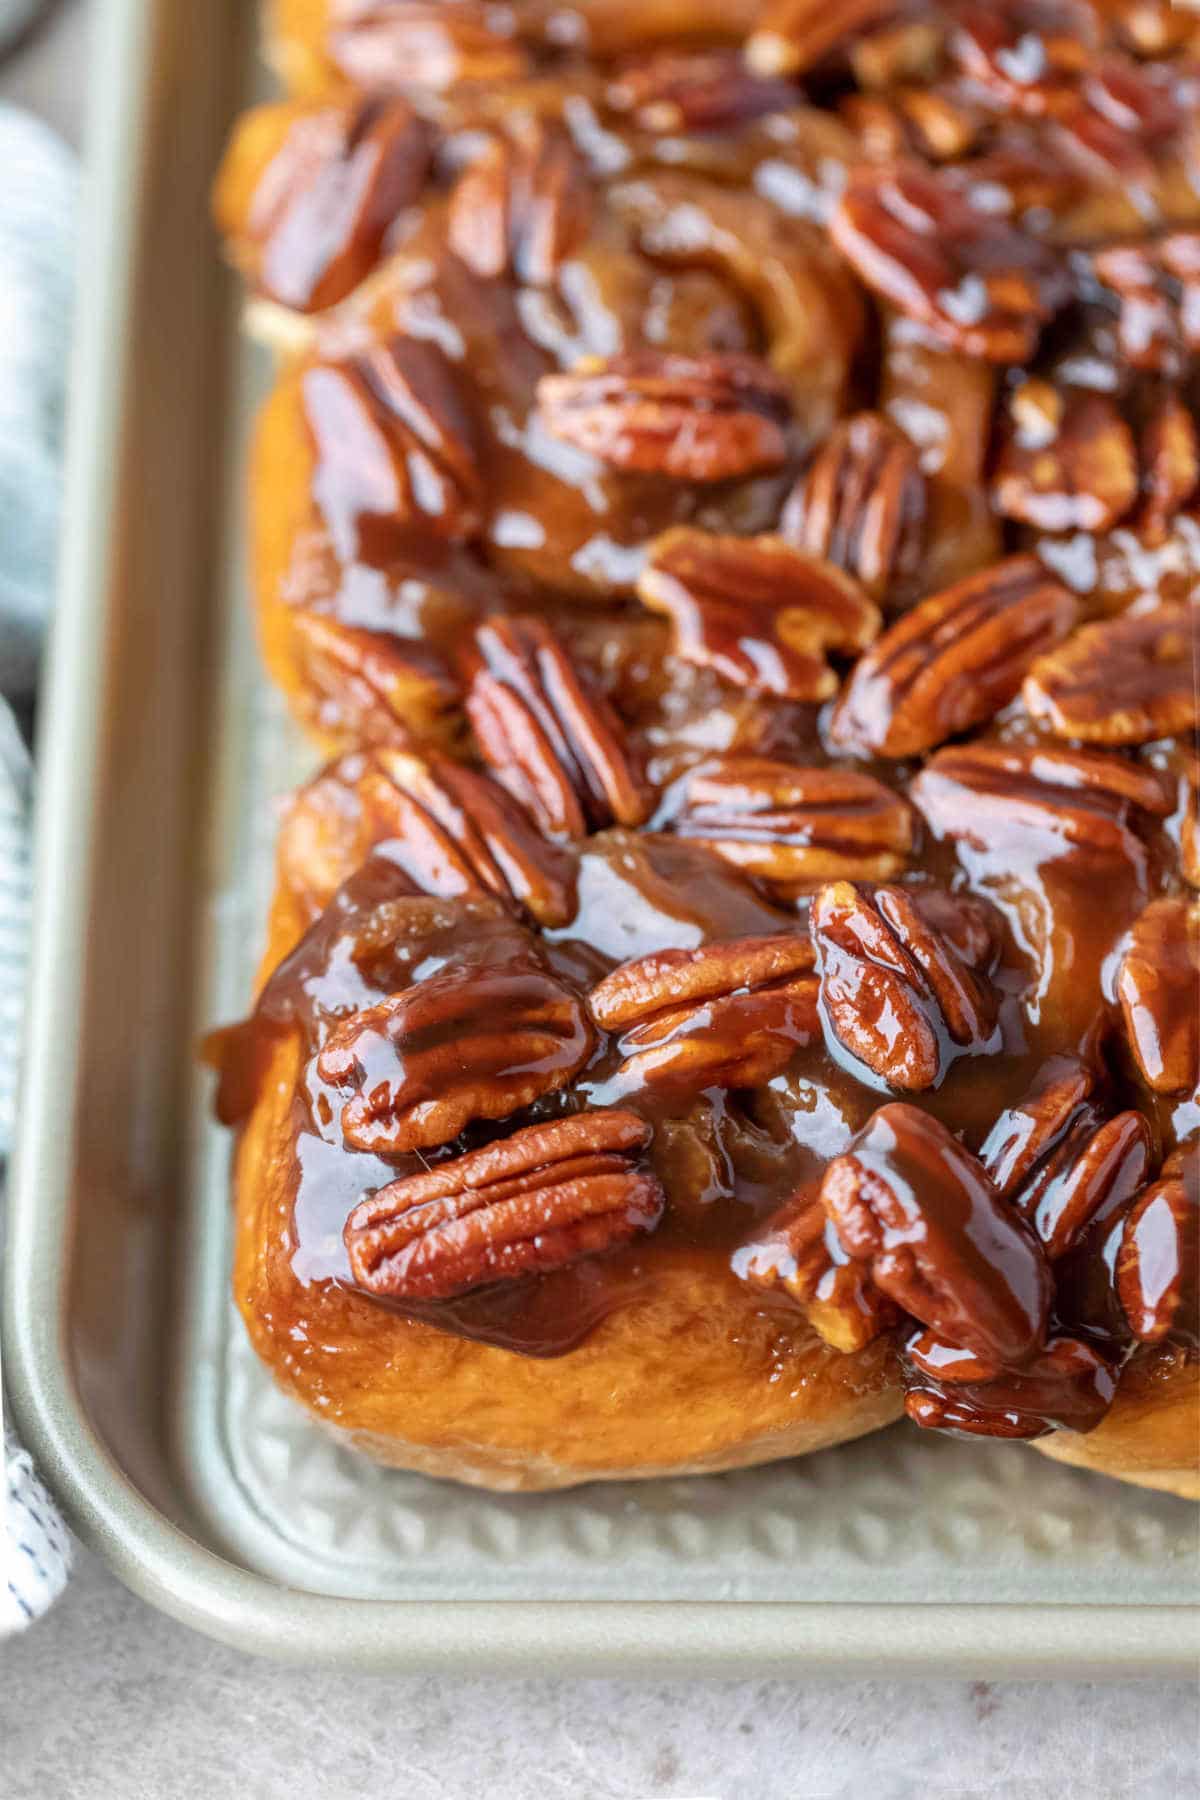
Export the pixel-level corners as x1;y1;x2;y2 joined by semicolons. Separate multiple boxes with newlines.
3;0;1199;1674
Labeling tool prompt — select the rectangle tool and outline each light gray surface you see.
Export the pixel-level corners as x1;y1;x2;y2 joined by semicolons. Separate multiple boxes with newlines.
0;7;1197;1793
0;1544;1195;1800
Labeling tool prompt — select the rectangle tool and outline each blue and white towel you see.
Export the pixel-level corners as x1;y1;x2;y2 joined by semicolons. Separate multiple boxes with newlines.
0;102;77;1633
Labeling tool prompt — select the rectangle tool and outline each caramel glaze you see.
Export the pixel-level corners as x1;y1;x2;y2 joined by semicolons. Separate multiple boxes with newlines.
217;22;1200;1448
213;777;1196;1410
233;322;1200;1432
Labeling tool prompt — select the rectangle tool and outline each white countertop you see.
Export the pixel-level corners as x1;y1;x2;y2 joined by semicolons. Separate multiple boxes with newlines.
1;8;1196;1794
3;1543;1195;1799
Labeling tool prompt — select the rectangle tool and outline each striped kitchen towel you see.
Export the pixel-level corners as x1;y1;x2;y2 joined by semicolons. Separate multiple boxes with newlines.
0;102;77;1633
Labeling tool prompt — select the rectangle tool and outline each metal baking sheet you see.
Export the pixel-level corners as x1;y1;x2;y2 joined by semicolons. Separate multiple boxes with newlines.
4;0;1199;1672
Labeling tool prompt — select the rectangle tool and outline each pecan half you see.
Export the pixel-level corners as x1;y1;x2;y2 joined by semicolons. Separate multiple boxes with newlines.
328;1;531;93
991;380;1139;535
588;933;819;1091
465;617;653;842
344;1111;664;1301
821;1102;1052;1364
980;1052;1098;1202
848;17;947;89
1115;896;1200;1095
355;748;576;927
1022;606;1198;746
911;741;1171;872
810;880;1000;1091
951;140;1086;223
747;0;905;77
289;611;460;747
303;336;483;561
669;755;914;896
1083;55;1187;145
1103;0;1199;57
1014;1108;1154;1261
827;556;1077;759
780;412;927;606
904;1332;1117;1437
447;120;592;287
1090;233;1200;376
1137;388;1200;541
840;87;984;165
907;887;1002;970
226;96;430;312
949;1;1096;119
637;528;880;702
1169;747;1200;888
830;162;1069;362
606;50;798;133
1115;1172;1199;1346
536;351;793;482
1053;56;1188;188
317;958;595;1153
732;1192;900;1352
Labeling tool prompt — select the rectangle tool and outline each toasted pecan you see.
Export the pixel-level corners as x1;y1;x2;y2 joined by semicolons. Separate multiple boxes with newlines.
732;1192;900;1352
357;748;577;927
949;1;1096;119
1115;1172;1199;1345
1091;233;1200;376
466;617;653;842
225;95;430;312
1115;896;1200;1096
781;412;927;605
669;755;914;895
638;528;881;702
606;49;798;132
748;0;906;77
303;335;483;559
828;556;1077;759
448;119;592;286
317;958;595;1153
910;741;1170;872
810;880;1000;1091
830;162;1069;362
1013;1108;1153;1262
992;380;1139;535
1022;605;1198;746
904;1333;1118;1437
821;1103;1053;1365
328;1;531;92
345;1111;663;1301
588;933;819;1091
537;351;793;482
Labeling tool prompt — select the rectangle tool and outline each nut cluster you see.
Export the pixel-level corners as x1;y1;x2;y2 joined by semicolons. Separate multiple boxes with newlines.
213;0;1200;1443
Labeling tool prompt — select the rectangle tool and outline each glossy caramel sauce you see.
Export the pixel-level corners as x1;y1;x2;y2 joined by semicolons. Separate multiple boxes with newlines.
215;10;1200;1433
214;790;1191;1385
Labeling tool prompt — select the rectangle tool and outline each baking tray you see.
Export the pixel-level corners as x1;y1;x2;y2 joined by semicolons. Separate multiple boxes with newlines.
3;0;1199;1673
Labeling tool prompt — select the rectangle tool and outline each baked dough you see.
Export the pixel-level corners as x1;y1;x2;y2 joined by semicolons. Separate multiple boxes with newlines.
1031;1351;1200;1501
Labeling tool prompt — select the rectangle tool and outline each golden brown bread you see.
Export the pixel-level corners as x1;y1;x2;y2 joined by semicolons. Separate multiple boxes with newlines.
1031;1351;1200;1501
